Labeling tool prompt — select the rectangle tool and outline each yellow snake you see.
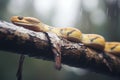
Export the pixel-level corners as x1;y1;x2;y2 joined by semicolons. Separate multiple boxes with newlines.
11;16;120;56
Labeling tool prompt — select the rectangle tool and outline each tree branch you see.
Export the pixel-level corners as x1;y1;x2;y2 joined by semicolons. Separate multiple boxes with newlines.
0;21;120;77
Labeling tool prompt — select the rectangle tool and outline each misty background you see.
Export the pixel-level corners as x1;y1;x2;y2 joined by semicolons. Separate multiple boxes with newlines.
0;0;119;80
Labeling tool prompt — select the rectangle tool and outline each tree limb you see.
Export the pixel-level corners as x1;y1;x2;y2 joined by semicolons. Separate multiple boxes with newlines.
0;21;120;77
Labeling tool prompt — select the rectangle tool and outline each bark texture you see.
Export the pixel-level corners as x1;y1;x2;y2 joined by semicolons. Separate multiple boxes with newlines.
0;21;120;77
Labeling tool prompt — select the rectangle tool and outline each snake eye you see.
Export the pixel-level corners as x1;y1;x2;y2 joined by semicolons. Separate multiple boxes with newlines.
18;16;23;20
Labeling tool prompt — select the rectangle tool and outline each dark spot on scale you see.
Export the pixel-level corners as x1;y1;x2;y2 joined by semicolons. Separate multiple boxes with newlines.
90;37;99;42
111;44;118;50
67;30;76;36
18;16;23;20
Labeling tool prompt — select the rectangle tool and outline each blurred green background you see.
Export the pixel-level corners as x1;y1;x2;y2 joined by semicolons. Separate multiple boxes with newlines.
0;0;120;80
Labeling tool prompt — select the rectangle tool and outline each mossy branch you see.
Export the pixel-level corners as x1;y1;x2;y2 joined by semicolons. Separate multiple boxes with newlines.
0;21;120;77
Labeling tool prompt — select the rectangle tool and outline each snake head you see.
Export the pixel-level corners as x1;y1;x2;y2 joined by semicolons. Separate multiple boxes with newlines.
11;16;41;31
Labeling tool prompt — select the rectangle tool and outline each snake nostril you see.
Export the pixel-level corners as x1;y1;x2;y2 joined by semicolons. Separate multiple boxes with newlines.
18;16;23;20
